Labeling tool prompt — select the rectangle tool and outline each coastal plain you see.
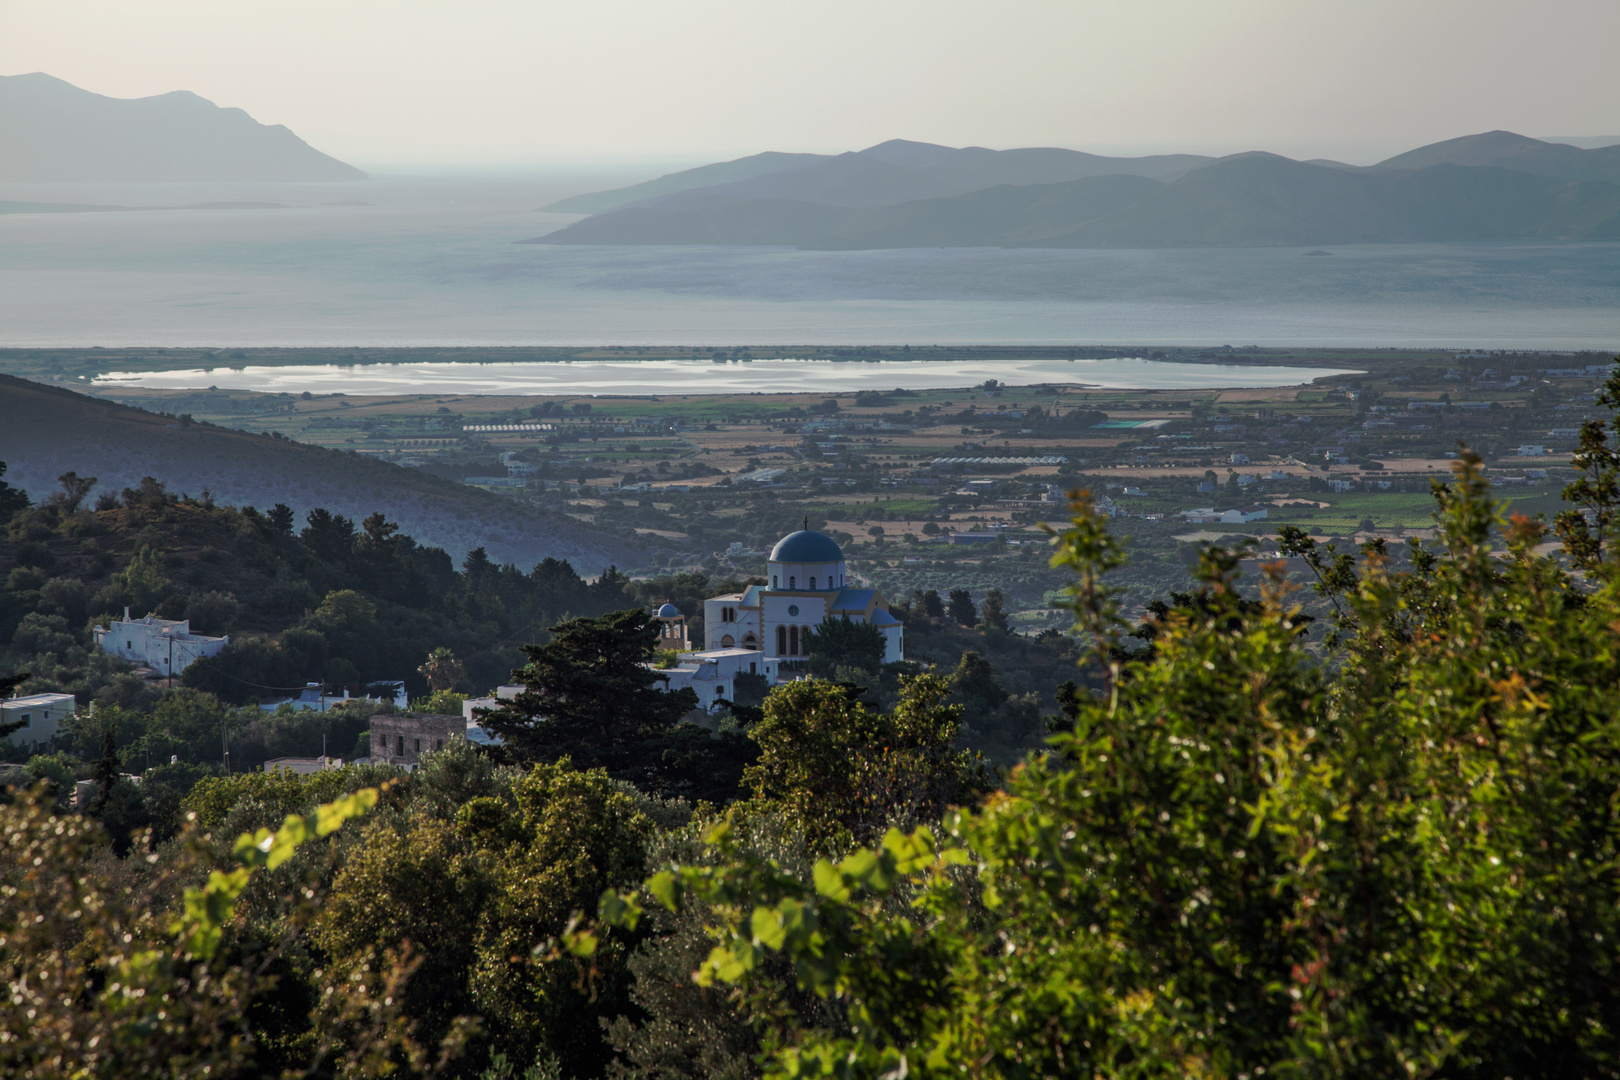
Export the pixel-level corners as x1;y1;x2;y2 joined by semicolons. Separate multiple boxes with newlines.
6;343;1601;629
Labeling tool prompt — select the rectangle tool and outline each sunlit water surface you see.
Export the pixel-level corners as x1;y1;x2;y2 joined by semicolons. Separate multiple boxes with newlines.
90;356;1365;395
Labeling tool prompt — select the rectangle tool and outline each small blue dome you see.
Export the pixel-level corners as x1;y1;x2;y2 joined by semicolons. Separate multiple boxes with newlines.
769;530;844;564
871;609;901;627
656;603;680;618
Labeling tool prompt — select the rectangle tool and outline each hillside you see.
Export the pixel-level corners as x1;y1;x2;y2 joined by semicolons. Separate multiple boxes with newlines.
533;154;1620;249
1374;129;1620;183
0;72;365;182
0;375;640;572
541;150;829;214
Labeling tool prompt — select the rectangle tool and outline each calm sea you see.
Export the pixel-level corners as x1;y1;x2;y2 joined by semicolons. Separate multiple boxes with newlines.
1;174;1616;353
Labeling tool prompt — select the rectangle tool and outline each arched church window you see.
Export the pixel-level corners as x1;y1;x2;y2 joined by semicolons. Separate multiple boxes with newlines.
772;576;778;588
789;625;799;654
789;576;797;589
743;632;757;649
776;625;787;654
721;634;735;648
809;577;817;590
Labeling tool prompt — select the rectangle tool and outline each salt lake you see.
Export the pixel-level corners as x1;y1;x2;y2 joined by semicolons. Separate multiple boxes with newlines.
89;355;1365;396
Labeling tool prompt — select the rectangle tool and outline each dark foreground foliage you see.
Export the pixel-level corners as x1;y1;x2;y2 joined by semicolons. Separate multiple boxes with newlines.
584;448;1620;1080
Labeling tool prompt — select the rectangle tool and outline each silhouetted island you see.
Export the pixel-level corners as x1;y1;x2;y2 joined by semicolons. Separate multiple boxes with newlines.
0;72;366;182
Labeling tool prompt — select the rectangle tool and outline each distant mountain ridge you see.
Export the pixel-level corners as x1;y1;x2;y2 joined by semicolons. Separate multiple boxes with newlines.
541;139;1212;214
1372;130;1620;183
0;72;365;182
532;132;1620;249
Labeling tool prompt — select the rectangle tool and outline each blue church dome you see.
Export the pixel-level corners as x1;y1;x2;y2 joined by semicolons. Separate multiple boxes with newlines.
656;603;681;618
769;529;844;564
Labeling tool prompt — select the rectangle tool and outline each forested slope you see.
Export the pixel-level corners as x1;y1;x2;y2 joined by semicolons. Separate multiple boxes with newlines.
0;375;641;571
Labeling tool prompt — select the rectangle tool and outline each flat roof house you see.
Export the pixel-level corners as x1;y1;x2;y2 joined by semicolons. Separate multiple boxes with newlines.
651;648;779;708
1;692;75;750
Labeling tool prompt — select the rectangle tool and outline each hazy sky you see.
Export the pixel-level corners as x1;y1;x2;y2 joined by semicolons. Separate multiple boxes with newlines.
4;0;1617;168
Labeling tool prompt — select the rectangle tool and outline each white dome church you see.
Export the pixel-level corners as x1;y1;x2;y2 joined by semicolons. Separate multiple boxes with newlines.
703;522;904;667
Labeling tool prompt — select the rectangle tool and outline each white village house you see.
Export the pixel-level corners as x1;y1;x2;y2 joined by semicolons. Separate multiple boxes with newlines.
93;609;229;677
1;692;75;750
463;684;524;745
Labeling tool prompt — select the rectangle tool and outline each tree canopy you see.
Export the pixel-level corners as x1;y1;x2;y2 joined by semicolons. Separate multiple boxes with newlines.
481;609;699;771
804;616;885;678
742;674;987;848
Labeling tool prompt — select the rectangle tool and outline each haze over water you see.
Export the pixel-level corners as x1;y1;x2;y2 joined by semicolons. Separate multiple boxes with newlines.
2;175;1616;352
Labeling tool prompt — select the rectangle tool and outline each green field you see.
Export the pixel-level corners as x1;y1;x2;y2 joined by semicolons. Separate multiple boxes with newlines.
1184;487;1570;534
